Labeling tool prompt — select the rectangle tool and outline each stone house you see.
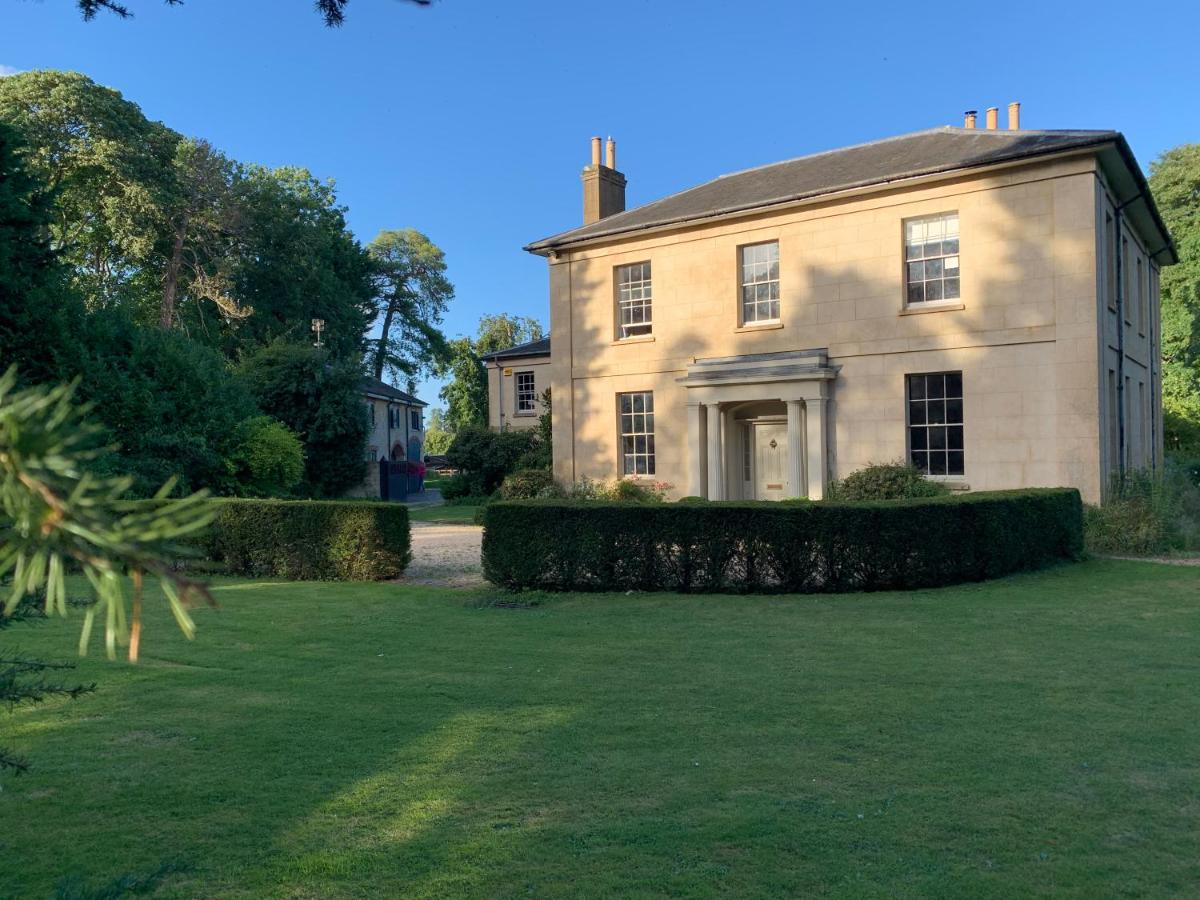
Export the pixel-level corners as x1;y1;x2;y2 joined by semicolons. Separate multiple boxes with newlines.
524;106;1176;504
348;375;426;499
482;336;551;431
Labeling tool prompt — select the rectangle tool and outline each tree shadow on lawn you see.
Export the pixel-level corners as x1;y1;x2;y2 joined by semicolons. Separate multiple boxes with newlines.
7;563;1200;897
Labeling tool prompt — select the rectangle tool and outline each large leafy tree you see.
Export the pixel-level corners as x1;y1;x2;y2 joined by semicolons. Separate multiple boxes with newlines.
439;315;543;431
0;121;83;385
0;70;177;313
238;342;370;497
228;166;374;360
1150;144;1200;453
366;229;452;384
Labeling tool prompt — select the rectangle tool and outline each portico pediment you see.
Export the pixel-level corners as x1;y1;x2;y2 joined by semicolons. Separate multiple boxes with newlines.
680;349;839;404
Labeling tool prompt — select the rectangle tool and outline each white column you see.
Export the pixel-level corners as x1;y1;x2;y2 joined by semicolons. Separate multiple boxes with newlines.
706;403;723;500
805;398;828;500
687;402;705;497
786;400;804;498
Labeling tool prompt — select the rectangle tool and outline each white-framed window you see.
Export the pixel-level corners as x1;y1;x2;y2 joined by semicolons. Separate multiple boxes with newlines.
740;241;780;324
618;391;655;476
515;371;537;415
616;262;653;338
904;213;960;305
410;409;422;430
907;372;964;476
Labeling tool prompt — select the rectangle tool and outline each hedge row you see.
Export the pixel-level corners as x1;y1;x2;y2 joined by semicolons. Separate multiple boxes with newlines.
203;499;411;580
481;489;1083;593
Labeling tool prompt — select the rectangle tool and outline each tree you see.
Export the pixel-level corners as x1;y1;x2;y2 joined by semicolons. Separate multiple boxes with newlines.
0;121;84;386
438;315;544;431
223;417;306;498
239;342;370;497
75;0;433;26
159;138;246;331
366;229;452;384
476;314;544;356
1150;144;1200;453
422;408;454;455
75;308;260;496
0;70;178;313
228;166;374;359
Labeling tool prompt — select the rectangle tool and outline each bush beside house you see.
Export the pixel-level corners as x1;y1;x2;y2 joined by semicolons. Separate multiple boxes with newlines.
482;489;1083;593
205;499;411;580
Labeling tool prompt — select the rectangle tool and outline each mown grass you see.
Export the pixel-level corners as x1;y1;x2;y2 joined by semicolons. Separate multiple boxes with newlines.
2;560;1198;898
407;503;480;524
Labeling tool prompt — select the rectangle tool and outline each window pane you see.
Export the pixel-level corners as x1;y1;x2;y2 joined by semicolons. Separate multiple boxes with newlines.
929;452;948;475
946;398;963;424
910;428;927;450
928;401;946;425
943;278;960;300
929;427;947;450
907;282;924;303
909;401;927;425
909;377;926;401
911;451;928;472
927;376;945;400
947;451;965;475
945;372;962;397
925;279;944;301
948;425;964;450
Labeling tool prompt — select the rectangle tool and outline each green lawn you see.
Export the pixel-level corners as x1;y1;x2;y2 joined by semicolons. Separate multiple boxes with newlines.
3;561;1199;897
407;502;479;524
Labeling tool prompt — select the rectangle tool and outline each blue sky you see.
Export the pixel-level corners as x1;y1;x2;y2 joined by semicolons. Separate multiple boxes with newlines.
3;0;1198;405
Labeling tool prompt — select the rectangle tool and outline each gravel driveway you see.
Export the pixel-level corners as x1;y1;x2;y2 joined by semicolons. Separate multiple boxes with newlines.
403;522;484;587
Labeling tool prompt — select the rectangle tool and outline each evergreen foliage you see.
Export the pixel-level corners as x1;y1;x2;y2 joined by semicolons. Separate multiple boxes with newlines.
481;490;1084;593
204;499;411;581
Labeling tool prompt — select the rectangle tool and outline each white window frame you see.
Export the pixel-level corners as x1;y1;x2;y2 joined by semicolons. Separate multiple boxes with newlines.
739;241;780;325
904;212;961;307
616;261;653;339
906;372;964;477
515;371;537;416
618;391;655;477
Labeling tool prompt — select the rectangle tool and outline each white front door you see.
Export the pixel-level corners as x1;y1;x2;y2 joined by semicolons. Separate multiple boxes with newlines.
754;422;788;501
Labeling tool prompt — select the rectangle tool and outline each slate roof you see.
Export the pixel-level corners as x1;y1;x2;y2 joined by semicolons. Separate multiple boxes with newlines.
526;127;1169;255
479;336;552;361
360;375;426;407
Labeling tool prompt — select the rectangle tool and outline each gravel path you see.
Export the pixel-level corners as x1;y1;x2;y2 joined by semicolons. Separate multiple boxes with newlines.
403;522;484;587
1100;554;1200;567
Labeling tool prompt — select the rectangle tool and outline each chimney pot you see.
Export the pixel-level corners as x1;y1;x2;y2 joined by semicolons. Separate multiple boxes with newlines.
1007;101;1021;130
964;110;978;129
985;107;999;130
581;135;626;225
605;136;616;170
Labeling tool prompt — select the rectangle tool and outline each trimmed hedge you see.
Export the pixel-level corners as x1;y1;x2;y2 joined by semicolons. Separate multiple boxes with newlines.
481;489;1083;593
205;499;411;580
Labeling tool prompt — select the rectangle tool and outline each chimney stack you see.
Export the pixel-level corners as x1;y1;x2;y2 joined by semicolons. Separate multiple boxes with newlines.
964;110;978;129
1007;101;1021;130
582;135;626;225
985;107;999;130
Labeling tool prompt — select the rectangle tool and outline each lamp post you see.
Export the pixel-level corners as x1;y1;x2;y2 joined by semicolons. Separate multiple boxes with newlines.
311;318;326;349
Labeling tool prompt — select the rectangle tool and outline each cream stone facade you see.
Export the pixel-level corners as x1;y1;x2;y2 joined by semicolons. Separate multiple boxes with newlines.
482;337;551;432
347;376;426;499
526;122;1176;504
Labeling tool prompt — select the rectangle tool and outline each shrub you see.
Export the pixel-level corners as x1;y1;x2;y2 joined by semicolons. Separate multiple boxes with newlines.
446;425;536;495
827;460;950;501
1084;466;1200;555
205;499;410;580
225;416;305;497
482;489;1083;593
499;469;555;500
440;472;480;501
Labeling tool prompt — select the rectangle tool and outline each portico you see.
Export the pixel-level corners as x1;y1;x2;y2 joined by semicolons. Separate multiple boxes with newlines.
681;350;838;500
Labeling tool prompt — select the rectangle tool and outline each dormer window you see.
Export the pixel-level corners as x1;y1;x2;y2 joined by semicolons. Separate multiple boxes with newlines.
905;213;960;305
